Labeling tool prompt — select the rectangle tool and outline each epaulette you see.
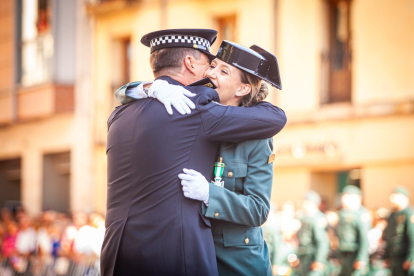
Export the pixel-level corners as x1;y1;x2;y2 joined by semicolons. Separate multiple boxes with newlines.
187;77;217;89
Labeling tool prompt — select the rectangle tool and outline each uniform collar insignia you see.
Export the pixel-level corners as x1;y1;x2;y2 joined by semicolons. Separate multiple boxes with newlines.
187;77;217;89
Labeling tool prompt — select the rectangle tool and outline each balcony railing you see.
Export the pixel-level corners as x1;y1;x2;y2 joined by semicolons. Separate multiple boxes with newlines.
86;0;141;15
20;34;54;88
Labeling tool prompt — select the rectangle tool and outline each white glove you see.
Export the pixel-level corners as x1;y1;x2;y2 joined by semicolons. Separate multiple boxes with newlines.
148;80;196;115
178;168;209;205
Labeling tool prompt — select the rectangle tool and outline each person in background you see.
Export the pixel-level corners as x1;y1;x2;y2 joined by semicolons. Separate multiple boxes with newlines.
280;201;301;245
37;211;57;257
368;208;391;276
295;190;330;276
61;211;87;258
0;222;5;259
1;221;18;259
336;185;369;276
15;214;37;256
263;204;284;275
383;186;414;276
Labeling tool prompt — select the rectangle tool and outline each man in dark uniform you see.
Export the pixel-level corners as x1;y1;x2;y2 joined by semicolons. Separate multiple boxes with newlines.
336;185;369;276
383;186;414;276
295;190;330;276
101;29;287;276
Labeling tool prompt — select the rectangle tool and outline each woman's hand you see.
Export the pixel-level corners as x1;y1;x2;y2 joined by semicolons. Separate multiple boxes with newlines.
178;168;209;205
149;80;196;115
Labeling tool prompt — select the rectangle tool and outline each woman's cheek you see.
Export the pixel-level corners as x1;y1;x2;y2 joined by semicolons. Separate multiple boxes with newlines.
203;68;211;78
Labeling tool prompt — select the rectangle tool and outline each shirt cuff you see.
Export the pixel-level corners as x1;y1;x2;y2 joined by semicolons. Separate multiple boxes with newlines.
127;82;152;99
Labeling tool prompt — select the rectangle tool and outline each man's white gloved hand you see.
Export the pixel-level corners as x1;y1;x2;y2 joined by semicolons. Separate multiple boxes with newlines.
148;80;196;115
178;168;209;205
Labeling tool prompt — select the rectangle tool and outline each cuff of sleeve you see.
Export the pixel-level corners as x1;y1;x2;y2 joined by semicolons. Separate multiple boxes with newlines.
203;183;222;218
126;82;151;99
147;80;166;98
136;82;152;98
203;194;209;206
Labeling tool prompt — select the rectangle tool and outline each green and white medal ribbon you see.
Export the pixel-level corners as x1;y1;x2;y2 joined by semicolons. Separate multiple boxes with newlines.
212;157;225;187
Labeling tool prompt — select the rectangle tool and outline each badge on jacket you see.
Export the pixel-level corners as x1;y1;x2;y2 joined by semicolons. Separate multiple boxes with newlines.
212;157;225;187
397;214;406;224
268;153;275;164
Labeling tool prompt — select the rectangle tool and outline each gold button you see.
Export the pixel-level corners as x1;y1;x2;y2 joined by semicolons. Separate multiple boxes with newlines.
227;172;233;177
214;213;219;217
245;238;249;244
193;44;198;49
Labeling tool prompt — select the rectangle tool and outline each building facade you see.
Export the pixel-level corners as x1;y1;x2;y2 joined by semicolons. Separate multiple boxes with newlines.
89;0;414;212
0;0;95;214
1;0;413;215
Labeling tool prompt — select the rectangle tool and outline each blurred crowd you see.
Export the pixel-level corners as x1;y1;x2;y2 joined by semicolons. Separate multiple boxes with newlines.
1;185;412;276
0;209;104;276
263;185;414;276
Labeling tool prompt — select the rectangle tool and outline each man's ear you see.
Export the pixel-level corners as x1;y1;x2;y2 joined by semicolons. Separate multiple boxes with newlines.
184;55;197;76
235;84;251;97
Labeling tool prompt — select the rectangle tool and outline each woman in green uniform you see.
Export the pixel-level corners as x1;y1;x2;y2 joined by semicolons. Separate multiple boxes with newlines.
178;41;282;276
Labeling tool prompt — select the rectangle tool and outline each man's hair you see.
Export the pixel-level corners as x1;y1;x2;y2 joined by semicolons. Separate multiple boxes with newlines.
149;48;202;75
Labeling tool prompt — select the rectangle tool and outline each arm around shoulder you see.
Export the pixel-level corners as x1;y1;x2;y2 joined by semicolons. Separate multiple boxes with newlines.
199;98;287;144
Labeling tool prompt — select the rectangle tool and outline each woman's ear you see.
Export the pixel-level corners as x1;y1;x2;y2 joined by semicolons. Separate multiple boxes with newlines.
235;84;251;97
184;55;197;76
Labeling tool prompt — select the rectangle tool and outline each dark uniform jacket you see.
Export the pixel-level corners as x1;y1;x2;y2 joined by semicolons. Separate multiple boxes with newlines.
295;211;330;276
101;76;287;276
383;205;414;276
337;209;369;262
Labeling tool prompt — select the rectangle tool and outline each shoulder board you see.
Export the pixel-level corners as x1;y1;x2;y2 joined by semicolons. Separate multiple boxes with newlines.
411;215;414;223
187;77;217;89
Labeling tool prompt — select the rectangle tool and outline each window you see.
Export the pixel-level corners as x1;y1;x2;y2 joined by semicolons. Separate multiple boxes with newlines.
43;152;70;212
311;169;361;209
110;37;131;110
212;15;237;54
0;158;21;210
321;0;352;104
18;0;53;87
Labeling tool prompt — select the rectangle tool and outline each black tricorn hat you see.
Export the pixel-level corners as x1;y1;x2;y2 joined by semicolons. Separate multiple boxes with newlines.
141;29;218;60
215;41;282;89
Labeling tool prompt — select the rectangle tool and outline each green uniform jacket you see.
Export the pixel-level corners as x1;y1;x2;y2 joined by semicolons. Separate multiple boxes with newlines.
262;223;283;267
383;206;414;264
203;138;274;276
295;211;330;275
337;209;369;262
297;211;330;261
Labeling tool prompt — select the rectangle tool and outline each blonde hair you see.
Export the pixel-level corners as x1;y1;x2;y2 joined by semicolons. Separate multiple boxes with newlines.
240;72;269;107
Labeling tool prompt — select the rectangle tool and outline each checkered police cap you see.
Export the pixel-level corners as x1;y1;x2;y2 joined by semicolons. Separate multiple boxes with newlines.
150;35;211;53
141;29;218;60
